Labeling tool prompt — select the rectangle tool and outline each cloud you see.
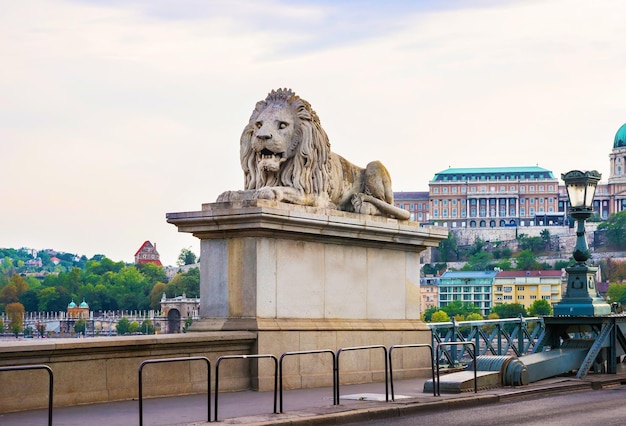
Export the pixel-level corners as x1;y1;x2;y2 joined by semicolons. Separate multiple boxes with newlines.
2;0;626;264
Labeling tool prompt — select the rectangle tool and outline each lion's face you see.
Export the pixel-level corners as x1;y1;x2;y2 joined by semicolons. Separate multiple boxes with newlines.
250;104;298;173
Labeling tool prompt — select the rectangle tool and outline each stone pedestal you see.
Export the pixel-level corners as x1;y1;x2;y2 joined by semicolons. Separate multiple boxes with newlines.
167;200;447;389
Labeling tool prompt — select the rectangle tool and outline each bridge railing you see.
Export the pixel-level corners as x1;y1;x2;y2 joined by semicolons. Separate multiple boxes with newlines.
429;316;545;366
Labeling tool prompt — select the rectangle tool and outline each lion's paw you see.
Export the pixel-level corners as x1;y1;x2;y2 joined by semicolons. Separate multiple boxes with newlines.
255;187;280;200
217;190;237;202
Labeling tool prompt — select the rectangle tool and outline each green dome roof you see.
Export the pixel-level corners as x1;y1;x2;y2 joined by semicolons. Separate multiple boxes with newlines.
614;123;626;148
79;299;89;308
68;299;77;308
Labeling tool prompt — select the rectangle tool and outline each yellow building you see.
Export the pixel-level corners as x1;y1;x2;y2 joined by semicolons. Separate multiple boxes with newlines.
493;270;565;310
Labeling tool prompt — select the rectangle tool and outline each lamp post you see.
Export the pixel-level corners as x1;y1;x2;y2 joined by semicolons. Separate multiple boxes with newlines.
553;170;611;316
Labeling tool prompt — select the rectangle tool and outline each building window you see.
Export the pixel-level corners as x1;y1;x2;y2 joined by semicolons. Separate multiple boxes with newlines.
542;295;551;300
530;295;537;300
433;188;439;193
518;295;524;299
504;295;513;300
503;286;512;292
517;286;524;291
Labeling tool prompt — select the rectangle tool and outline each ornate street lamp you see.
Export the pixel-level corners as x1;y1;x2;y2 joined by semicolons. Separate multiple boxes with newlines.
553;170;610;316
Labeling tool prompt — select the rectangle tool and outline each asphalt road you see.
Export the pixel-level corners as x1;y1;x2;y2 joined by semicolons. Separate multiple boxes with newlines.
349;385;626;426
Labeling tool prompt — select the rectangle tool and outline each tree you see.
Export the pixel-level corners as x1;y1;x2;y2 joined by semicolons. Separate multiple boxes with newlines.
540;229;551;250
128;321;140;334
495;259;513;271
0;318;5;334
441;301;481;318
528;299;553;316
465;312;483;321
554;259;574;270
516;250;540;271
606;284;626;305
462;252;493;271
150;282;167;310
167;268;200;298
423;263;447;276
598;211;626;248
422;306;439;322
490;303;527;318
74;318;87;336
19;290;39;312
430;310;451;323
116;317;130;335
183;317;194;333
517;234;544;253
141;319;155;335
5;302;25;337
177;248;198;266
35;321;46;338
438;233;459;262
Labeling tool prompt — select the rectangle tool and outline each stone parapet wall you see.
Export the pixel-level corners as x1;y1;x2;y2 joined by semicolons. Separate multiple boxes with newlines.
0;332;255;413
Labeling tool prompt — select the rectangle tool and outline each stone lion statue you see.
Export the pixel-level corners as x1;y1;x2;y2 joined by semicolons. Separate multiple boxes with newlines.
217;88;410;220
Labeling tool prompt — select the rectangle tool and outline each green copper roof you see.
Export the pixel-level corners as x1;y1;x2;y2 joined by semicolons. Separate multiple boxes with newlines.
432;166;555;181
614;123;626;148
68;299;77;308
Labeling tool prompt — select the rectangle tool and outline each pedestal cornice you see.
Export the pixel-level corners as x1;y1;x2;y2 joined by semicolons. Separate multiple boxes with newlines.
166;199;447;252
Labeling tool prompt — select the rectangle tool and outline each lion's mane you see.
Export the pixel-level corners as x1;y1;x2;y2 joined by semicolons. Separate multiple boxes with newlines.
240;89;333;200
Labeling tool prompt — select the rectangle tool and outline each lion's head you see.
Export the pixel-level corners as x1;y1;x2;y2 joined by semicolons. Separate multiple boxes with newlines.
240;89;332;196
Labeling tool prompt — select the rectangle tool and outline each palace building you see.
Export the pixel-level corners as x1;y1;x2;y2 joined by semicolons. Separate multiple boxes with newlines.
395;123;626;227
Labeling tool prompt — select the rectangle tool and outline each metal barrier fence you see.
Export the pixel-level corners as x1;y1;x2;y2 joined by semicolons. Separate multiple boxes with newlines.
435;342;477;396
9;317;543;423
138;356;211;425
278;349;337;412
388;344;436;399
336;345;389;403
214;354;278;422
430;316;545;366
0;365;53;426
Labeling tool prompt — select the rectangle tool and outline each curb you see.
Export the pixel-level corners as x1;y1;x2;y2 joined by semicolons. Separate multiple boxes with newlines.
184;377;625;425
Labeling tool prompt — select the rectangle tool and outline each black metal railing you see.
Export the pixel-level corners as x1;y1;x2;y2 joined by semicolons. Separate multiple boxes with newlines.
138;356;211;425
336;345;388;403
214;354;278;421
0;365;53;426
278;349;337;412
388;344;436;399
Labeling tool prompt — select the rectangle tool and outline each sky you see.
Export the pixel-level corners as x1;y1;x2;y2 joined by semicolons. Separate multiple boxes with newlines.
2;0;626;266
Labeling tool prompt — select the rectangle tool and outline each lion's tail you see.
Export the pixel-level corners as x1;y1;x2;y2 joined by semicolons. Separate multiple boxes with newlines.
360;194;412;220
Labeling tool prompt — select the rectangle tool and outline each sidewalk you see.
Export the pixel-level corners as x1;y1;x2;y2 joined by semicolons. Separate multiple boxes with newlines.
1;373;625;426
